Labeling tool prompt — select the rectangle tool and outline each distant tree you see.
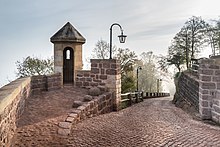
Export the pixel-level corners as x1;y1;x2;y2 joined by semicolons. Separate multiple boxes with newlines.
206;18;220;56
137;51;160;92
165;16;209;70
115;48;137;93
185;16;208;59
16;56;54;77
91;39;117;59
115;48;137;76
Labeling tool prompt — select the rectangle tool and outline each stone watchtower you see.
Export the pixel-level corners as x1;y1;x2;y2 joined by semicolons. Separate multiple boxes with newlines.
50;22;86;85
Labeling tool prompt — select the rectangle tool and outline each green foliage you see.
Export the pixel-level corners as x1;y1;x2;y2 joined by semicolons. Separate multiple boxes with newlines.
115;48;137;76
115;48;137;93
121;76;136;93
16;56;54;77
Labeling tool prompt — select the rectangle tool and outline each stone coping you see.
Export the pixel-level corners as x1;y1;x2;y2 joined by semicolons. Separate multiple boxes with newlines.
58;92;113;136
0;77;31;113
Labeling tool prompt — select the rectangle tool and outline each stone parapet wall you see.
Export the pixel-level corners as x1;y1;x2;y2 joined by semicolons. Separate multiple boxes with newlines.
176;58;220;124
0;77;31;147
0;73;62;146
58;92;113;135
198;59;220;121
31;73;61;94
76;59;121;111
177;72;199;110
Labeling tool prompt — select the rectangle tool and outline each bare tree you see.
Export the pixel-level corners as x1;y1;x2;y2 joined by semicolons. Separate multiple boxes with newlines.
91;39;117;59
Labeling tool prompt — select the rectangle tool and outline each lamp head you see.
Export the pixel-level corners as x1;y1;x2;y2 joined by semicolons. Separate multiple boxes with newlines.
118;31;127;43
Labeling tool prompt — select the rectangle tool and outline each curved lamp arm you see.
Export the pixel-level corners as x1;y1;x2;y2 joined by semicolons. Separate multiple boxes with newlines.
109;23;127;59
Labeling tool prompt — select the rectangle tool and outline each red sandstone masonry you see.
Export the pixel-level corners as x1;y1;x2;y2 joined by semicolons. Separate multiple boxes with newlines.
0;73;62;146
178;58;220;123
198;59;220;120
58;92;113;136
76;59;121;111
0;78;31;147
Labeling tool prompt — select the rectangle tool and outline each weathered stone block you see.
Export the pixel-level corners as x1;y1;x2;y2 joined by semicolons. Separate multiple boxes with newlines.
77;105;86;111
84;72;90;77
213;76;220;82
89;87;101;96
201;76;211;82
83;82;90;87
80;78;85;82
91;68;99;74
58;128;70;136
91;63;97;67
201;108;211;116
201;69;214;75
100;75;107;80
91;82;98;86
66;117;75;122
106;69;117;75
58;122;72;129
68;113;78;118
86;78;92;82
201;82;216;89
103;63;110;68
209;65;220;69
75;82;82;87
98;85;107;92
93;79;101;83
215;70;220;75
201;100;209;107
72;101;83;108
213;105;220;114
83;95;93;102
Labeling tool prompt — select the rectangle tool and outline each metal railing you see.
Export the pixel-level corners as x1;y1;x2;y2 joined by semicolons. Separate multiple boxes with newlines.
120;92;170;109
121;92;143;106
143;92;170;98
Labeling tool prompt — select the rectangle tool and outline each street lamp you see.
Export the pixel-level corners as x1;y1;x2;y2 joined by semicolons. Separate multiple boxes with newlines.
157;79;162;93
137;66;142;92
109;23;127;59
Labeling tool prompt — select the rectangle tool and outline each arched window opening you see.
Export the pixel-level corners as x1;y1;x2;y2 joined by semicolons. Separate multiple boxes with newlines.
66;50;70;59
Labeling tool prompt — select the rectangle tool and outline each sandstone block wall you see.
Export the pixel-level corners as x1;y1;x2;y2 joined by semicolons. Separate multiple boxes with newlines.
76;59;121;111
0;73;62;146
58;92;113;135
0;77;31;147
31;73;61;94
177;58;220;123
198;59;220;121
177;72;199;110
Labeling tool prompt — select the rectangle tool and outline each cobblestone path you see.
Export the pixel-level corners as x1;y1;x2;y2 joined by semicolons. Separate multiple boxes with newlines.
67;97;220;147
13;97;220;146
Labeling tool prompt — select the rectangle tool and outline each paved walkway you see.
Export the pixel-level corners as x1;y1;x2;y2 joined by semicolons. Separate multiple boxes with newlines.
67;97;220;147
13;97;220;146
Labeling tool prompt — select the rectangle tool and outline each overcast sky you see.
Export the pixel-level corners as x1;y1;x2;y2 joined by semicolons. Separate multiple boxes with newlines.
0;0;220;87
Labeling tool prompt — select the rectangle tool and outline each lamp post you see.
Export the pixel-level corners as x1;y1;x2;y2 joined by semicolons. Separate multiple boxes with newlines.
157;79;162;93
109;23;127;59
137;66;142;92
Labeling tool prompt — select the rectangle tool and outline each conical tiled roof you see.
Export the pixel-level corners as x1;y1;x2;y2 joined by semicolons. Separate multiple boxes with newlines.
50;22;86;43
